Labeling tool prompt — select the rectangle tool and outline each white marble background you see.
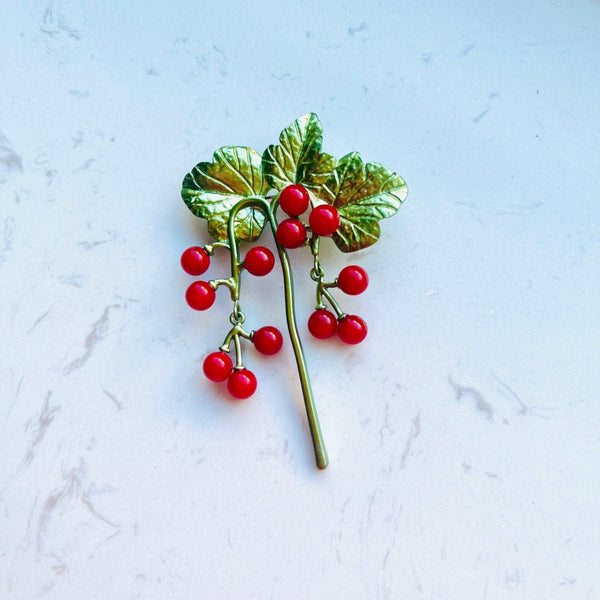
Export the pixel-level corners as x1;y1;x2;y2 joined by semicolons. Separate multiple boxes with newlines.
1;1;599;598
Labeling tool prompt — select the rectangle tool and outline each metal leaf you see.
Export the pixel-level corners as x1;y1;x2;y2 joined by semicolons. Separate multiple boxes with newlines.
262;113;336;202
181;146;268;242
322;152;408;253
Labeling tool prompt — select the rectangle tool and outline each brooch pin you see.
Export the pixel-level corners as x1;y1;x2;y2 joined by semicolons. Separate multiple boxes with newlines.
180;113;407;469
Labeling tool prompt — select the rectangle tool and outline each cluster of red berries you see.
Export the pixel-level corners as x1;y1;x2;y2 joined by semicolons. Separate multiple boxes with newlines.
275;184;340;248
308;310;368;345
181;245;283;399
181;244;276;310
181;183;371;399
275;184;369;345
201;325;283;399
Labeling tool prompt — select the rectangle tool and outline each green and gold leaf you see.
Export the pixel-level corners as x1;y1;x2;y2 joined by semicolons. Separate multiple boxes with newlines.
262;113;336;201
181;146;268;242
321;152;408;253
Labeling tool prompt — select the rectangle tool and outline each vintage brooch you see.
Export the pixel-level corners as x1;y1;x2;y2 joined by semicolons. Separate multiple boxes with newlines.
180;113;407;469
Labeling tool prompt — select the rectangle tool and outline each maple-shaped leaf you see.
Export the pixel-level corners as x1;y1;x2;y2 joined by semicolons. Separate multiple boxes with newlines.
262;113;336;203
321;152;407;252
182;146;269;242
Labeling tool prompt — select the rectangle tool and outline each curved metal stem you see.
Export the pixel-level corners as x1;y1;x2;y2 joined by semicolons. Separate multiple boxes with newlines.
320;287;345;319
227;197;328;469
233;334;244;368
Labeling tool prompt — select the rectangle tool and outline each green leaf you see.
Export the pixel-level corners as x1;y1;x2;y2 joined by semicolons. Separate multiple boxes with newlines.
321;152;408;253
181;146;268;242
262;113;336;201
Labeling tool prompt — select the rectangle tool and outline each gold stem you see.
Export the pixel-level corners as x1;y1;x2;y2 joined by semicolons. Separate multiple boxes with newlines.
227;197;328;469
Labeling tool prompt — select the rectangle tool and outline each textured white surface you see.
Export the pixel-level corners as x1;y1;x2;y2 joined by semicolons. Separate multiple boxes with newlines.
1;1;600;598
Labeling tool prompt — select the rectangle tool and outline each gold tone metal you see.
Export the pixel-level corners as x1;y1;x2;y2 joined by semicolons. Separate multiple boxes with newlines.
321;152;408;252
209;277;237;298
181;112;407;469
262;113;336;204
233;333;244;369
320;287;345;319
204;241;230;255
182;146;268;242
227;197;328;469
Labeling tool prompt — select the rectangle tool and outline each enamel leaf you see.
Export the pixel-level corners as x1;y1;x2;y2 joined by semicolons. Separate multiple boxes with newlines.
262;113;336;201
181;146;268;242
321;152;408;252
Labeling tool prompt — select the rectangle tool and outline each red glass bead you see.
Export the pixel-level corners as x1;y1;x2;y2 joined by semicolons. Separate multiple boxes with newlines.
227;369;257;399
253;326;283;355
309;205;339;237
244;246;275;276
338;265;369;295
181;246;210;275
276;218;307;249
337;314;368;344
185;280;215;311
308;309;337;339
279;184;310;217
203;351;233;382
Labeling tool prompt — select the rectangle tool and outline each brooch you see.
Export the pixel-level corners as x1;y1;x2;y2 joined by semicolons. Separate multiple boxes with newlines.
180;113;407;468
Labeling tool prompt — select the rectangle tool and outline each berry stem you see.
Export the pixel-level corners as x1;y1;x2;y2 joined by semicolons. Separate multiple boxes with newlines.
320;287;346;319
226;196;329;470
309;235;344;317
210;277;237;298
219;322;251;353
204;241;230;255
233;333;244;369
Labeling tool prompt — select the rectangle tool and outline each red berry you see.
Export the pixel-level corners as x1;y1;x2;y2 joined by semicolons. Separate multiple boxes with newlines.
181;246;210;275
185;281;215;310
309;205;339;237
276;218;307;249
244;246;275;276
338;265;369;295
308;309;337;339
279;184;310;216
227;369;257;399
203;351;233;382
253;326;283;355
337;315;367;344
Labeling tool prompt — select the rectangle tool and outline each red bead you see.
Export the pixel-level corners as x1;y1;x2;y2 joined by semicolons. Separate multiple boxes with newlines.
309;205;339;237
244;246;275;276
253;326;283;355
181;246;210;275
338;265;369;295
227;369;257;399
203;351;233;382
185;280;215;310
308;309;337;339
279;184;310;216
337;315;367;344
276;218;307;249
